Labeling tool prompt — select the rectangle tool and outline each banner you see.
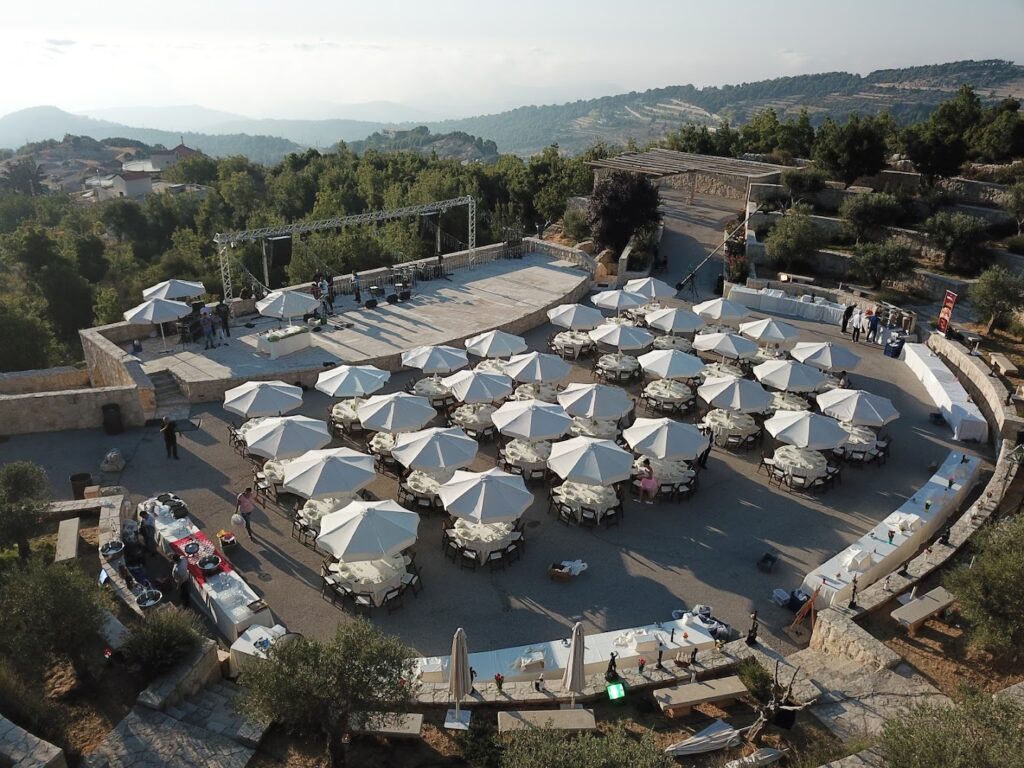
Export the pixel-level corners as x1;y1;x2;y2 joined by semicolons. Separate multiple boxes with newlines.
937;290;958;333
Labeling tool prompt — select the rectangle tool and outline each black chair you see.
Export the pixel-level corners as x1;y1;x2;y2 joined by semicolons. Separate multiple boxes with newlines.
460;548;479;570
556;502;575;526
579;506;598;527
402;571;422;596
486;549;506;571
382;587;404;613
352;592;374;616
602;506;621;528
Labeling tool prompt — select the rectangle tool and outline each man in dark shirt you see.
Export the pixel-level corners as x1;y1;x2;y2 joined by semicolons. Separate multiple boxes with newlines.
160;417;179;460
214;301;231;338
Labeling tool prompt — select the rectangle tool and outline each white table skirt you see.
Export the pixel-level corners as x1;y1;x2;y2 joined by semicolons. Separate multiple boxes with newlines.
451;520;514;562
553;482;618;520
773;446;828;481
569;416;619;439
703;409;757;439
644;379;692;404
331;398;366;426
504;439;551;470
652;335;693;352
369;432;398;456
903;342;987;442
229;623;288;677
475;359;508;375
598;353;639;372
633;457;694;483
512;383;560;403
452;403;496;429
330;554;407;606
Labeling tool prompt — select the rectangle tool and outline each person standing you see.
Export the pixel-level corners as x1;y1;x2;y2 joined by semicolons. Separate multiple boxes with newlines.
319;276;331;314
160;416;179;460
199;309;215;350
638;459;658;503
139;510;157;554
867;311;881;344
325;274;335;311
352;272;362;305
235;487;258;541
172;554;190;606
850;308;863;342
841;304;854;334
215;300;231;339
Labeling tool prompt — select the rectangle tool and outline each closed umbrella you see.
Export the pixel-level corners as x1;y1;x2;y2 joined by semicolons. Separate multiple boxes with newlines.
315;365;390;398
623;418;709;460
645;307;705;335
223;380;303;417
592;289;646;313
123;298;192;353
142;279;206;301
316;499;419;562
256;290;320;323
356;393;435;434
589;323;653;351
816;388;899;427
739;318;800;343
765;410;848;450
243;415;331;459
547;437;633;485
693;332;758;361
492;399;571;441
448;628;472;728
464;330;527;359
402;345;468;375
391;427;478;472
624;277;676;299
791;341;861;371
692;297;749;323
557;383;632;420
753;360;825;393
504;352;571;383
281;448;375;499
698;376;772;413
638;349;705;380
547;303;604;330
439;468;532;523
441;370;513;404
562;622;586;708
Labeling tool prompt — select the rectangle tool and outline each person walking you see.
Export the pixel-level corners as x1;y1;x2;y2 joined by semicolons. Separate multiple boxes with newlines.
638;459;658;503
325;274;335;312
215;300;231;339
319;276;331;314
841;304;854;334
352;272;362;305
160;416;179;460
850;308;863;343
235;487;258;541
866;311;881;344
199;309;215;350
172;554;190;606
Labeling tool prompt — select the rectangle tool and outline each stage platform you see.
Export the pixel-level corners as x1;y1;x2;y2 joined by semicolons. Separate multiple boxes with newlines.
134;253;590;402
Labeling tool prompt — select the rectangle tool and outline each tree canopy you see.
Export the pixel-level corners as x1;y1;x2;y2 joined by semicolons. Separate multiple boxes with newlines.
840;192;905;242
764;207;823;270
586;171;660;254
501;723;673;768
812;114;888;186
0;461;50;560
923;211;990;272
853;239;915;289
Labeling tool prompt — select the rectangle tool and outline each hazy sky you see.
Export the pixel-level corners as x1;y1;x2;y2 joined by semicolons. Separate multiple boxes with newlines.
4;0;1022;120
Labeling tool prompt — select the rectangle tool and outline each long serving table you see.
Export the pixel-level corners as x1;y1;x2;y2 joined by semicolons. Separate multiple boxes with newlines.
800;451;982;608
727;286;845;325
902;341;988;442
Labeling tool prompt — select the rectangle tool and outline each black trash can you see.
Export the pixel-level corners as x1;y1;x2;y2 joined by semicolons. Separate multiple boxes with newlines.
102;403;124;435
714;275;725;296
70;473;93;500
884;337;906;359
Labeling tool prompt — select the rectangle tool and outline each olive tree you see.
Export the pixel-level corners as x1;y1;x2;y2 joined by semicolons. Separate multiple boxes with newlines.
764;207;823;270
923;211;990;272
840;192;904;243
780;167;827;206
969;266;1024;334
853;239;915;289
0;461;50;560
501;723;672;768
586;171;660;254
1004;180;1024;236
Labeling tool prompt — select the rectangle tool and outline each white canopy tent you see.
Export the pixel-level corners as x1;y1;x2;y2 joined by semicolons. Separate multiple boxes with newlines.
391;427;478;472
401;345;469;375
739;318;800;343
692;332;758;361
243;416;331;459
281;448;376;499
503;352;571;384
557;383;632;420
588;323;654;351
692;298;749;323
438;468;532;523
546;303;604;330
645;307;705;335
592;289;647;313
624;277;676;299
547;437;633;485
623;418;709;460
441;370;514;404
790;341;861;372
256;290;320;323
764;410;848;450
753;360;826;393
816;388;900;427
316;500;419;562
638;349;706;379
123;298;192;353
142;279;206;301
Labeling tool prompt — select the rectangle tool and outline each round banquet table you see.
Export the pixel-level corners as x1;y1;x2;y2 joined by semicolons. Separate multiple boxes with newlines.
768;391;810;413
451;403;496;430
644;379;692;404
569;416;619;439
406;468;456;498
772;445;828;481
261;458;296;485
632;456;694;483
301;495;354;530
331;398;366;427
701;362;744;380
754;347;786;363
626;302;662;321
815;374;841;392
604;316;636;327
511;382;560;403
329;553;408;606
368;432;398;456
841;424;879;452
236;416;269;438
503;439;551;470
697;323;732;335
652;335;693;352
450;520;514;562
703;409;758;441
553;331;594;358
552;481;618;521
474;359;508;375
413;377;452;403
598;353;640;373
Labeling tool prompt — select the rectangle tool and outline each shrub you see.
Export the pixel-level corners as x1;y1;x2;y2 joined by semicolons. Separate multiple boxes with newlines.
780;167;827;203
0;661;66;747
764;208;823;270
561;207;590;243
853;239;915;288
123;608;203;679
1006;235;1024;255
460;718;503;768
736;657;773;702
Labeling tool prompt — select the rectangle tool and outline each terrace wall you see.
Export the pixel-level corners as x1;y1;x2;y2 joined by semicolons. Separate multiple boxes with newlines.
0;366;90;395
0;717;67;768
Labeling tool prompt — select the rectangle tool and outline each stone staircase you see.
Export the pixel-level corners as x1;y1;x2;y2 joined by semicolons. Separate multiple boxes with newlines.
149;370;190;421
165;679;264;748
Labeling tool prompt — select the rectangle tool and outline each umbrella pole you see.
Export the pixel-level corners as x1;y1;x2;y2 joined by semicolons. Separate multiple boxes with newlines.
159;324;169;354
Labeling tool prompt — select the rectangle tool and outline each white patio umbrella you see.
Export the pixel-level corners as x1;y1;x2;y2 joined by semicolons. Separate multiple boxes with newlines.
547;303;604;330
753;360;826;393
491;399;571;441
448;628;472;728
391;427;478;472
256;290;320;323
401;345;469;375
223;380;303;417
441;370;513;404
356;393;435;434
638;349;706;380
439;468;532;524
739;318;800;343
243;415;331;459
142;279;206;301
791;341;861;372
592;289;647;313
547;437;633;485
557;383;632;420
624;277;676;299
315;365;390;398
692;297;749;323
765;410;848;450
464;330;527;359
816;389;900;427
645;307;705;335
697;376;772;413
562;622;586;708
589;323;654;351
123;298;192;353
623;417;709;460
316;499;419;562
503;352;571;384
281;448;376;499
692;332;758;361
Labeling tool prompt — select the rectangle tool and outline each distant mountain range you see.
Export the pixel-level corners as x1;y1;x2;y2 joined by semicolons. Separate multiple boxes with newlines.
2;60;1021;161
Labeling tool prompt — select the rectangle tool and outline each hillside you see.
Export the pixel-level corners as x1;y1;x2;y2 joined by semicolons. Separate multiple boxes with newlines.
348;127;499;162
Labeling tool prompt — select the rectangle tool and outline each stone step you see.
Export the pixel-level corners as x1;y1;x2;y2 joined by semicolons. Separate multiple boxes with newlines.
168;680;268;749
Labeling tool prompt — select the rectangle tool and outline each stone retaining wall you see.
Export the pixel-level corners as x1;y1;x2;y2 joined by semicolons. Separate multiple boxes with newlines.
0;384;151;436
137;638;221;711
0;366;90;395
656;170;779;200
0;717;67;768
809;610;901;670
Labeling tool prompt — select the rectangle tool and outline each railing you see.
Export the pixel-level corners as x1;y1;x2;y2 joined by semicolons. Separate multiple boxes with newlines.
521;237;597;277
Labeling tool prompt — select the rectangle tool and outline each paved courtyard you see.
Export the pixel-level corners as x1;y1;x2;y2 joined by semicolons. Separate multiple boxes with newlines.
0;194;991;657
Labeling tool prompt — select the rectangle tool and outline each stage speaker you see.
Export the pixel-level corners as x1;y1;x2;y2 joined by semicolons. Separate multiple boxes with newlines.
364;299;378;309
386;293;399;304
399;289;411;301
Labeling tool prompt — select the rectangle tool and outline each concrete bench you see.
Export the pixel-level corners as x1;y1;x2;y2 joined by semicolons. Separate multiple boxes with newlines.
54;517;81;562
891;586;955;636
351;712;423;739
989;352;1018;378
778;273;815;285
100;610;130;651
654;675;748;718
497;709;597;734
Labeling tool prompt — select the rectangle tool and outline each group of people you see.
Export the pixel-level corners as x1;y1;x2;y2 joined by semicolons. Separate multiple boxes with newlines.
841;304;883;344
199;301;231;350
310;273;336;317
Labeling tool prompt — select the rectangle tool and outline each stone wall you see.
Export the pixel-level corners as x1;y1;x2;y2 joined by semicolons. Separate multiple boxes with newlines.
656;170;778;201
137;638;221;711
0;717;67;768
855;169;1012;208
0;366;90;395
0;385;149;436
809;610;901;670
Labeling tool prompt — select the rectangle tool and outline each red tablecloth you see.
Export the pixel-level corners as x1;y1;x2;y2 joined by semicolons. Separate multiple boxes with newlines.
170;531;233;586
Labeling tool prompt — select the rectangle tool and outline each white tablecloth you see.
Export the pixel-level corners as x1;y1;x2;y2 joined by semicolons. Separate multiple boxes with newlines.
504;439;551;470
257;326;312;359
451;520;514;562
769;391;810;412
842;424;879;452
413;377;452;402
903;342;988;442
331;398;366;427
451;403;496;429
553;482;618;521
301;496;354;530
199;570;273;641
262;458;296;485
369;432;398;456
701;362;744;380
703;409;757;439
553;331;594;358
652;335;693;352
633;457;694;483
475;359;508;375
330;553;408;606
604;316;636;326
728;286;845;325
598;353;639;373
137;496;194;555
229;623;288;677
570;416;619;439
644;379;692;404
773;446;828;481
511;382;560;403
406;469;455;497
236;417;269;438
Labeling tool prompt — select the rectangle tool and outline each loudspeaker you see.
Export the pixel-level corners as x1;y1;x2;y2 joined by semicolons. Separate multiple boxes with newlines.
364;299;378;309
399;290;411;301
386;294;398;304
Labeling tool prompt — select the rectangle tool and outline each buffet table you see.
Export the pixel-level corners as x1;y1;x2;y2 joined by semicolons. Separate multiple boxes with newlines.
902;342;988;442
229;623;288;677
727;286;845;325
256;326;312;359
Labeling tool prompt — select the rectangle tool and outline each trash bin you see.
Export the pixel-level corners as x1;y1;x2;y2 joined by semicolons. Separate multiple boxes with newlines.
884;336;906;359
714;275;725;296
70;473;93;500
102;403;124;435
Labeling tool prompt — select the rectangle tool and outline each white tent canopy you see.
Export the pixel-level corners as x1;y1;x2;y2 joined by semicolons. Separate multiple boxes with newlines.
790;341;861;372
315;365;390;398
547;436;633;485
623;417;709;460
391;427;478;472
123;298;192;352
753;360;826;393
692;298;749;323
739;318;800;343
638;349;706;380
816;388;900;427
697;376;772;413
547;303;604;330
441;370;513;404
281;448;376;499
588;323;654;351
624;277;676;299
438;468;532;523
692;332;758;361
316;500;419;562
463;330;527;359
243;416;331;459
764;410;848;450
224;380;303;418
256;290;320;321
557;383;632;420
356;393;435;433
645;307;705;335
503;352;571;383
142;279;206;301
401;345;469;375
492;399;571;441
592;289;647;313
